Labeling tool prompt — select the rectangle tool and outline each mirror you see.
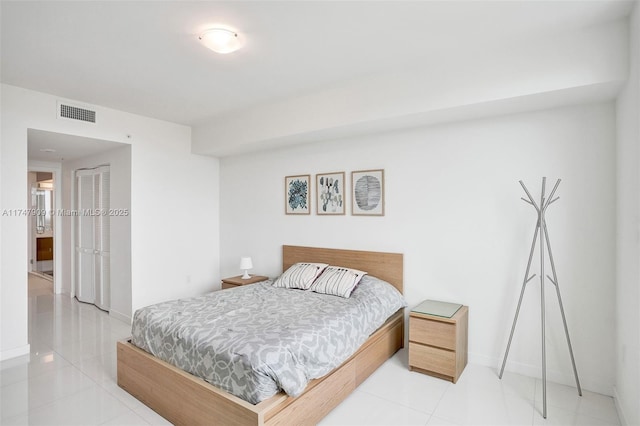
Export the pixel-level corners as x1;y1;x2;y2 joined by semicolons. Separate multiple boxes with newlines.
34;188;53;234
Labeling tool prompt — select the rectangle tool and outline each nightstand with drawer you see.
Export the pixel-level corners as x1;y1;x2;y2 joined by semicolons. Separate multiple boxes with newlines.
221;275;269;290
409;300;468;383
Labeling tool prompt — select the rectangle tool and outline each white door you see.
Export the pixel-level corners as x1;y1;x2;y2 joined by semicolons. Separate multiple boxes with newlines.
75;171;95;304
74;166;110;311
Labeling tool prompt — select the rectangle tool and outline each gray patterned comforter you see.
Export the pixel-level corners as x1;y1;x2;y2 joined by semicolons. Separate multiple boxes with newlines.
131;275;406;404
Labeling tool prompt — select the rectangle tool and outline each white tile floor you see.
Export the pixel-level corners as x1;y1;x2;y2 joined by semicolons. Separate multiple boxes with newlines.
0;274;620;426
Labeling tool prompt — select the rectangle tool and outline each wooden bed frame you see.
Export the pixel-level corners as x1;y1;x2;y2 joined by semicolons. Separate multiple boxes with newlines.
117;245;404;425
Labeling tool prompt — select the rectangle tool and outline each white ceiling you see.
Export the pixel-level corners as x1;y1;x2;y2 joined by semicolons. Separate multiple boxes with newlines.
27;129;128;162
1;1;635;127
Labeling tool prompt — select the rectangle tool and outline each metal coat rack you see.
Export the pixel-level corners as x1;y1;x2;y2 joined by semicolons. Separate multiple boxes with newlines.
499;177;582;419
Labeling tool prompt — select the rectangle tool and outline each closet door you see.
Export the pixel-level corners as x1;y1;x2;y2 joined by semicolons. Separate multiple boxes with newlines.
75;171;96;304
74;166;110;311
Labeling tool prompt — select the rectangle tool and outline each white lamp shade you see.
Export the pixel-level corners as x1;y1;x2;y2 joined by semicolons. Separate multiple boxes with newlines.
199;28;241;54
240;257;253;279
239;257;253;270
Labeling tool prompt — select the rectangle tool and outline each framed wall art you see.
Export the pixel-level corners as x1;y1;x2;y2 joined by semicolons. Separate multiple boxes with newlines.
316;172;345;215
351;169;384;216
285;175;310;215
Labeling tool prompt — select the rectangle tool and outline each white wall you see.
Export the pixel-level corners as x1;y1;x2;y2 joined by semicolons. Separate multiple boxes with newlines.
615;3;640;425
219;102;616;395
62;145;132;322
0;84;220;359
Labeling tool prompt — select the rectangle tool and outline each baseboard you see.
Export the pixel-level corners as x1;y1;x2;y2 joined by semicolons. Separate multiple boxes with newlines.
469;351;612;396
109;309;131;325
1;344;30;361
613;386;628;426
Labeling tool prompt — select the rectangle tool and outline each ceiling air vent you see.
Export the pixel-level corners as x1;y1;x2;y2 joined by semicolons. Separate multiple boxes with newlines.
57;102;96;123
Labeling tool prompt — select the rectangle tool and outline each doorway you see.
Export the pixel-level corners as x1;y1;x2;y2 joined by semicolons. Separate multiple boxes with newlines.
27;162;63;294
30;172;54;277
27;129;131;318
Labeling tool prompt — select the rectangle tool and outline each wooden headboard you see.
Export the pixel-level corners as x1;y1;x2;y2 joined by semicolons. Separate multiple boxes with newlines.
282;245;403;294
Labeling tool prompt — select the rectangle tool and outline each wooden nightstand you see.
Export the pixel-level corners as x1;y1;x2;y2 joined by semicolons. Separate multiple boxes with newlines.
409;301;468;383
221;275;269;290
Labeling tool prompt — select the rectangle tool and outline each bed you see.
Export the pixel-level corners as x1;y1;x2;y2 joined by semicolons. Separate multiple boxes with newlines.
117;245;404;425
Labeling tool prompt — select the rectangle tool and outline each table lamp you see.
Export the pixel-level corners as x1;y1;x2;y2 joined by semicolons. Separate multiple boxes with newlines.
240;257;253;279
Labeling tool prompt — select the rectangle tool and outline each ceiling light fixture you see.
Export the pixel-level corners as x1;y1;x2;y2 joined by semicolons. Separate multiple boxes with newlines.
199;28;241;54
39;148;56;153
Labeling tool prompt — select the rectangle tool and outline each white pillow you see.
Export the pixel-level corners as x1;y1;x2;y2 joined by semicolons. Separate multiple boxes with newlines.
308;266;367;298
272;262;328;290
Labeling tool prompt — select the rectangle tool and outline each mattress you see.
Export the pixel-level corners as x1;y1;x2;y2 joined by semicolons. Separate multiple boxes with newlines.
130;275;406;404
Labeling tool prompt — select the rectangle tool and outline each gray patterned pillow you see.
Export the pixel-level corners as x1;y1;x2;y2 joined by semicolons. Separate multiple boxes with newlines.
272;262;328;289
309;266;367;298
